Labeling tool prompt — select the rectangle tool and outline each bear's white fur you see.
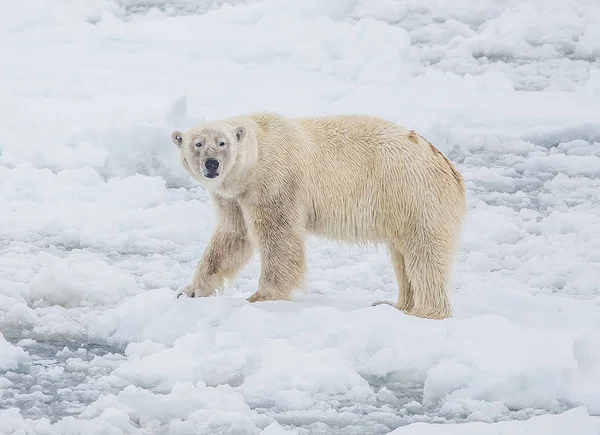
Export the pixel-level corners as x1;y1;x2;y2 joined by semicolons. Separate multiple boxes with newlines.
171;112;466;320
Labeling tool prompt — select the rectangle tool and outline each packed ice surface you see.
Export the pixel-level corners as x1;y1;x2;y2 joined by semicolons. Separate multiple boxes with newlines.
1;0;600;433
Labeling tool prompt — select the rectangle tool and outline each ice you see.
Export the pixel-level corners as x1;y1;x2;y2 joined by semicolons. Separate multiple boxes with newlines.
2;0;600;433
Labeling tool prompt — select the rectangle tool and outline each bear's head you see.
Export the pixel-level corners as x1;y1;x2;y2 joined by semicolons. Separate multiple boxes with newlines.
171;121;250;193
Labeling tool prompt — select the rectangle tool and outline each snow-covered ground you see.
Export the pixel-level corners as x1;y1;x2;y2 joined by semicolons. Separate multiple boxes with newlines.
1;0;600;433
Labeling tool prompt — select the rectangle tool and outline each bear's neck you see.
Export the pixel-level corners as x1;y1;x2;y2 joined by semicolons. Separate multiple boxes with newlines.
215;143;258;199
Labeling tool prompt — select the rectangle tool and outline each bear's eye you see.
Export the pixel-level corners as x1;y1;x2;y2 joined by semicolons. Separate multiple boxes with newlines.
195;142;203;148
219;141;226;147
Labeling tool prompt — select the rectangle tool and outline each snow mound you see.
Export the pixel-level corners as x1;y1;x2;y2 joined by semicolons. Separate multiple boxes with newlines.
0;333;30;371
390;407;600;434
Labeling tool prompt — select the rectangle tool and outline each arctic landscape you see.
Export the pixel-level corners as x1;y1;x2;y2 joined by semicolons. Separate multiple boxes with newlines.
1;0;600;434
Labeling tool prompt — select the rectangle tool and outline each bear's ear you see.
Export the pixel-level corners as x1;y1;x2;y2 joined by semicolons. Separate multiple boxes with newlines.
171;130;184;148
234;126;246;142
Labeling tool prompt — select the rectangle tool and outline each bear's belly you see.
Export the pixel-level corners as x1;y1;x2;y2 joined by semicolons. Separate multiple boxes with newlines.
304;194;389;243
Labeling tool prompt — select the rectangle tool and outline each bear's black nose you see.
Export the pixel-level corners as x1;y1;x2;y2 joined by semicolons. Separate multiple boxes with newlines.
205;159;219;172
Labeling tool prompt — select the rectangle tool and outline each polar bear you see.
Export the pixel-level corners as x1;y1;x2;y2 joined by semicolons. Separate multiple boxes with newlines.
170;112;466;320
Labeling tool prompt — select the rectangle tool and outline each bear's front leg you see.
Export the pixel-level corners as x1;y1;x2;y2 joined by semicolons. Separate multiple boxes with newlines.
178;230;252;298
245;201;306;303
178;197;253;298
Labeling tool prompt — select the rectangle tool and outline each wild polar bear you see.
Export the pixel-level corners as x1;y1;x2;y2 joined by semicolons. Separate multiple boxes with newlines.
170;112;466;320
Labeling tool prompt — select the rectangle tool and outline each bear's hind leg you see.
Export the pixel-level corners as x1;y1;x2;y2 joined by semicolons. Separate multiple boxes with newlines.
401;239;453;320
372;246;414;312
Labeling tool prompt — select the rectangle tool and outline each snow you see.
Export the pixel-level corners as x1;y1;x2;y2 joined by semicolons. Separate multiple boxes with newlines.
1;0;600;433
389;407;600;434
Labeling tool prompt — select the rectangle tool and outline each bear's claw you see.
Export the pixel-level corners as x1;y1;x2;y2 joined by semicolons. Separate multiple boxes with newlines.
246;292;285;303
246;292;267;303
372;300;413;316
372;300;451;320
372;300;395;307
177;284;203;298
